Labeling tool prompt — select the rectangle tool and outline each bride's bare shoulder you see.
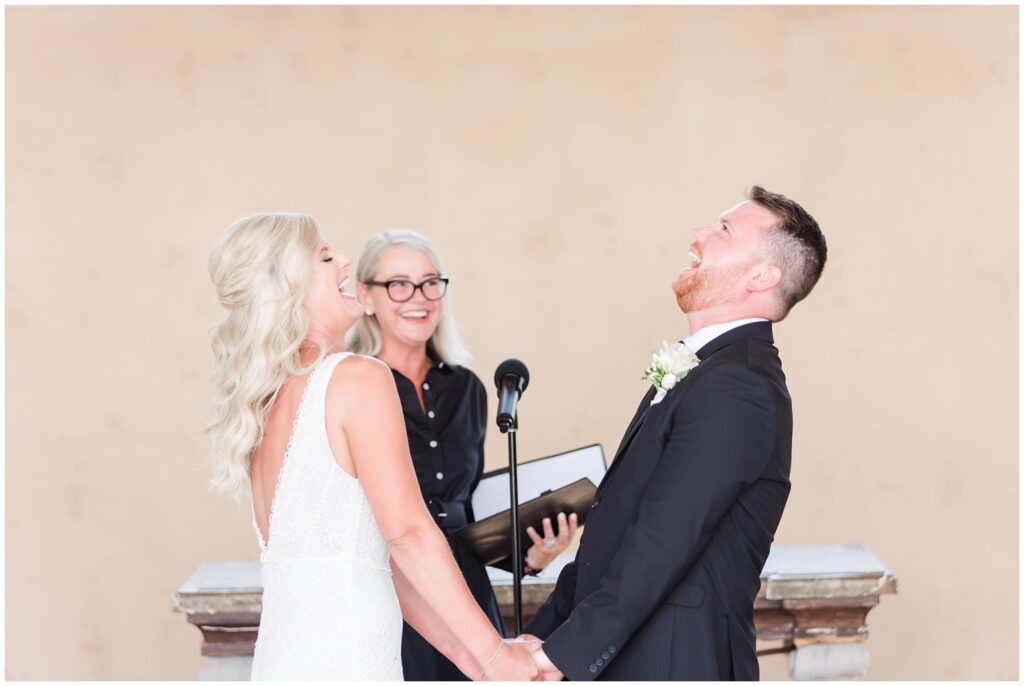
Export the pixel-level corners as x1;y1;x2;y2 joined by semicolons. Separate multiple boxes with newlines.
327;354;395;401
335;353;389;377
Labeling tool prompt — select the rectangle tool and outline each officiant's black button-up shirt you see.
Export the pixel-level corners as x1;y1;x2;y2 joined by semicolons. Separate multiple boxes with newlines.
391;358;487;530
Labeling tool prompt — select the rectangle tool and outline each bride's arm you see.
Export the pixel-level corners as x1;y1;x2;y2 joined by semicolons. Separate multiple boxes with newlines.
390;559;483;679
331;356;537;681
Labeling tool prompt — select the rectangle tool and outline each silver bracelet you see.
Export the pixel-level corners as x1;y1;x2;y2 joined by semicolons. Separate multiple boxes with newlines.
480;641;504;672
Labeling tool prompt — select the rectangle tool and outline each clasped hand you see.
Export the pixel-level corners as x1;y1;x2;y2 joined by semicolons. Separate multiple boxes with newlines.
519;634;564;681
479;636;563;681
478;640;540;681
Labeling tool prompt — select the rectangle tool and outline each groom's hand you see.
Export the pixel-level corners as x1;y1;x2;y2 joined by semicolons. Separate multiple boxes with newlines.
518;634;565;681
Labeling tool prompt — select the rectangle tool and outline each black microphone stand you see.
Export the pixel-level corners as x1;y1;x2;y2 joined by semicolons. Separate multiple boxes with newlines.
505;413;523;636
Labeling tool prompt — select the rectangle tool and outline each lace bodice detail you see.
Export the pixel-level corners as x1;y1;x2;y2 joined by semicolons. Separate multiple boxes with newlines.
253;352;389;568
250;353;403;680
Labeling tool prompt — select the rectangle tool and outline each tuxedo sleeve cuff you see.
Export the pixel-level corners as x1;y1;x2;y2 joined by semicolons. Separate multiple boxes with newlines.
542;622;623;681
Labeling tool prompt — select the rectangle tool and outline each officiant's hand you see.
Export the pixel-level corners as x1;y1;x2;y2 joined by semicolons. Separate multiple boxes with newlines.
517;634;565;681
525;512;578;572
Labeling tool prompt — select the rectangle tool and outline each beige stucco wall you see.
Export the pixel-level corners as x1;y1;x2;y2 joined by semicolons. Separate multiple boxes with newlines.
6;5;1017;680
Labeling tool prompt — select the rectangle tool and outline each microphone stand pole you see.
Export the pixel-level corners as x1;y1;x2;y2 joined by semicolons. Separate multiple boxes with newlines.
507;413;523;636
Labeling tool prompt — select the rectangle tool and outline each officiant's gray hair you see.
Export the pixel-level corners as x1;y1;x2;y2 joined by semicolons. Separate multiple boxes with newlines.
348;229;472;368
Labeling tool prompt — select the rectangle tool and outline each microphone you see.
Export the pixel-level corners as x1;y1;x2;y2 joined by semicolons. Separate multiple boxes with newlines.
494;358;529;433
494;358;530;633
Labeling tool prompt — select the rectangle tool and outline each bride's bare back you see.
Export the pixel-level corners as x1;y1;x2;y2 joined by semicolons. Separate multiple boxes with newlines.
250;375;300;547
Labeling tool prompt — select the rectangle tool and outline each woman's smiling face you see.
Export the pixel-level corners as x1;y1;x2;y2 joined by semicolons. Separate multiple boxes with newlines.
302;240;364;337
358;246;445;351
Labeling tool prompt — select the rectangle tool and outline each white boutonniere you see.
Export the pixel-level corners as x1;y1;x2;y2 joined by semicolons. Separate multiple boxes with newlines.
641;341;700;405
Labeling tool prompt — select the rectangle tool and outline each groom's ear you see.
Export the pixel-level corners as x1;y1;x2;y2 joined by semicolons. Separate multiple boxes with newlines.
746;264;782;293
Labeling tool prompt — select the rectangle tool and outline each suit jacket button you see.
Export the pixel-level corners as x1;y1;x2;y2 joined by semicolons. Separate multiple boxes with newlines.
589;664;599;673
608;644;616;653
595;658;604;666
601;651;609;659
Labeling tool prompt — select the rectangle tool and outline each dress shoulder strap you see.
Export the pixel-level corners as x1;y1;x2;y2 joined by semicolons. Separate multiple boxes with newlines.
307;352;355;406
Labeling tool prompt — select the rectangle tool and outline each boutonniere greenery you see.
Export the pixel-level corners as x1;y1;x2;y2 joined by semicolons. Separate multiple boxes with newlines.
641;341;700;405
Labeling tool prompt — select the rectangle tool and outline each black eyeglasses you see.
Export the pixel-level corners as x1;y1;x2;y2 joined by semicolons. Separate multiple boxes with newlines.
364;276;449;303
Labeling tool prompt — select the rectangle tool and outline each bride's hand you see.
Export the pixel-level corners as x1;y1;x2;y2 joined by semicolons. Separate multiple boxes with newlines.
481;641;542;681
516;635;564;681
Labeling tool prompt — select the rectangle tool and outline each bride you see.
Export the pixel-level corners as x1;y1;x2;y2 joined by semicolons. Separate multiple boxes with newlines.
206;212;540;680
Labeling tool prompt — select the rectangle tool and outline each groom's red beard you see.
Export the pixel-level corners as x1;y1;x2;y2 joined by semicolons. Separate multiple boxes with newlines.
673;262;751;313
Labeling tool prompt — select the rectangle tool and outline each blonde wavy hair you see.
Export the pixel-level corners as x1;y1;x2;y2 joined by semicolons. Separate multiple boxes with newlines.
346;229;472;368
206;212;325;499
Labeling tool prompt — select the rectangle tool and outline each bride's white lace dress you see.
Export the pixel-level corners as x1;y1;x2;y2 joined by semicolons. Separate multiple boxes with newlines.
250;353;404;681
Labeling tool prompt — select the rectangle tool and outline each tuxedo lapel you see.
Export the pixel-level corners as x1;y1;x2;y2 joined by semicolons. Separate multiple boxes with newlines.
596;323;774;499
613;386;658;461
597;385;658;498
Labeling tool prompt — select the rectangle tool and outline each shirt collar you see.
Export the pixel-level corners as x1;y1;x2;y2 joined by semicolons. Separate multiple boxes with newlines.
427;345;454;375
683;317;769;355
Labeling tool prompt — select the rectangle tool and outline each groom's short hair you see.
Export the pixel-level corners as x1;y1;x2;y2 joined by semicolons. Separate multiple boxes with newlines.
748;185;827;318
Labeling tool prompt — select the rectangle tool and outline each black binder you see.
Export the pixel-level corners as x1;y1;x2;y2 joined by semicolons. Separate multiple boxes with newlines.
457;477;597;571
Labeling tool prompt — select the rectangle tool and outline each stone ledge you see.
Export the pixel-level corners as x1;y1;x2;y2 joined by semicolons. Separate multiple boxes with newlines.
173;543;898;677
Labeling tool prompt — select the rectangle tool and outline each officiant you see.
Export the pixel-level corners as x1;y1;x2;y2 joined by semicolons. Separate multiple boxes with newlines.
349;228;577;681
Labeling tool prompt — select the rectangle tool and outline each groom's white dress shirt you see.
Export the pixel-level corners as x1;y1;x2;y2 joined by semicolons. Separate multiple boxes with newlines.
683;318;769;355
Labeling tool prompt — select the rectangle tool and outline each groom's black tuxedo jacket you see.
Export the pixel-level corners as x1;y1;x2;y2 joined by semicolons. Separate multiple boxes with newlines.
526;322;792;681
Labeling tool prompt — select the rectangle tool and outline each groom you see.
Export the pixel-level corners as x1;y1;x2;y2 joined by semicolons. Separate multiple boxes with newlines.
525;187;827;680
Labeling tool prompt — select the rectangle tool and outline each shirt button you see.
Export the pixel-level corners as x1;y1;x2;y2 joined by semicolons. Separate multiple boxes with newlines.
429;440;438;448
428;410;435;419
436;472;444;480
423;382;430;390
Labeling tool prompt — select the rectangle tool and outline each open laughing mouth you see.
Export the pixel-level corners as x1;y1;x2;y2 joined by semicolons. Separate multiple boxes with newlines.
686;245;702;270
338;277;358;300
400;310;429;320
